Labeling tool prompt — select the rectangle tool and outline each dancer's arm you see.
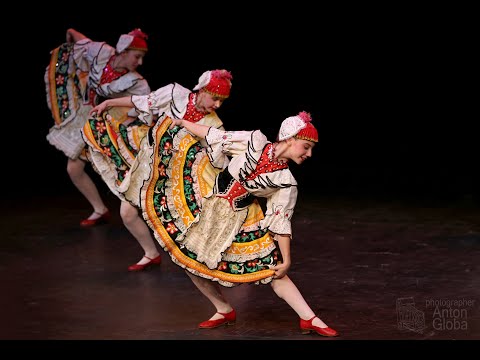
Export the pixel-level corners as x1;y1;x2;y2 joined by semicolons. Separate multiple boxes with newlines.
66;28;88;43
89;97;134;116
170;119;210;139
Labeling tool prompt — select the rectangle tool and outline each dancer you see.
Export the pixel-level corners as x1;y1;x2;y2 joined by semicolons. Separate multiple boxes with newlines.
135;110;339;336
84;70;254;271
45;28;150;227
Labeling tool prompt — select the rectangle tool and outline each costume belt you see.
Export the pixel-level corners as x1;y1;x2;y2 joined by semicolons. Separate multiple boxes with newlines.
215;170;254;211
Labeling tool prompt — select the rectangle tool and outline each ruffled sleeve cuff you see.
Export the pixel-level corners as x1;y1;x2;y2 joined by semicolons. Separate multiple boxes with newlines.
260;179;298;238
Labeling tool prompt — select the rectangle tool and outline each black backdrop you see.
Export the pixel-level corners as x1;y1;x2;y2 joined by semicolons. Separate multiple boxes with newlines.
8;5;477;204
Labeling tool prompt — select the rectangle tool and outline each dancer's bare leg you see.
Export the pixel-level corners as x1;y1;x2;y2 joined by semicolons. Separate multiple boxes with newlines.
67;158;108;220
186;271;234;320
120;201;160;265
271;275;329;328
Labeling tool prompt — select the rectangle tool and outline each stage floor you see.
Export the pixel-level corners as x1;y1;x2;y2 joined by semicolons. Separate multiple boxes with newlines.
1;192;478;341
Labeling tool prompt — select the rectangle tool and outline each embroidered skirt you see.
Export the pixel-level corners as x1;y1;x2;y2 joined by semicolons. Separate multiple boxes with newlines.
82;107;150;201
45;42;90;159
138;115;279;287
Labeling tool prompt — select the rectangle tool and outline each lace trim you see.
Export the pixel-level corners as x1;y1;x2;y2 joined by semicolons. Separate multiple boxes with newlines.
121;136;155;207
180;197;248;269
86;147;124;200
47;105;92;159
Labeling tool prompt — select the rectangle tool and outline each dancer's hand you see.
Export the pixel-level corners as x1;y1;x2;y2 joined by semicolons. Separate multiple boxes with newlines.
169;119;183;129
89;101;109;117
273;261;290;279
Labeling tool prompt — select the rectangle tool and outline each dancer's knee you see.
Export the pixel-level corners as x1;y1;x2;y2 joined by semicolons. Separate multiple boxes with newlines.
67;158;85;179
270;275;291;299
120;201;139;224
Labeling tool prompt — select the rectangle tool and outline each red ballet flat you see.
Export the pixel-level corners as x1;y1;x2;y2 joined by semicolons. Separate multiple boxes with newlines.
127;255;162;272
198;309;236;329
300;316;339;337
80;211;111;227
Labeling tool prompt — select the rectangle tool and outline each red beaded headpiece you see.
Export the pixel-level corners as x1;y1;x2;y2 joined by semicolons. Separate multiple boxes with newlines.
127;29;148;51
193;69;232;99
278;111;318;143
116;28;148;53
295;112;318;142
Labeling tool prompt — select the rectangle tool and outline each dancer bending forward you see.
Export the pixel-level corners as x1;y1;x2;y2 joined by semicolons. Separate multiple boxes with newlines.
131;110;339;336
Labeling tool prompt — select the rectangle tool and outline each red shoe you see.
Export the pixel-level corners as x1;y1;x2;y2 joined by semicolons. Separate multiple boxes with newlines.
198;309;236;329
127;255;162;272
300;316;339;337
80;211;111;227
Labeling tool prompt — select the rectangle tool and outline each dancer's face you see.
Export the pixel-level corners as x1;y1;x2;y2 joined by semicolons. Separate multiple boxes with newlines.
285;138;316;165
196;90;226;113
118;49;147;72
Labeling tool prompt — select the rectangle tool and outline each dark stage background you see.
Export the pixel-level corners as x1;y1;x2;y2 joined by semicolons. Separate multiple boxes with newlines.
8;6;476;205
